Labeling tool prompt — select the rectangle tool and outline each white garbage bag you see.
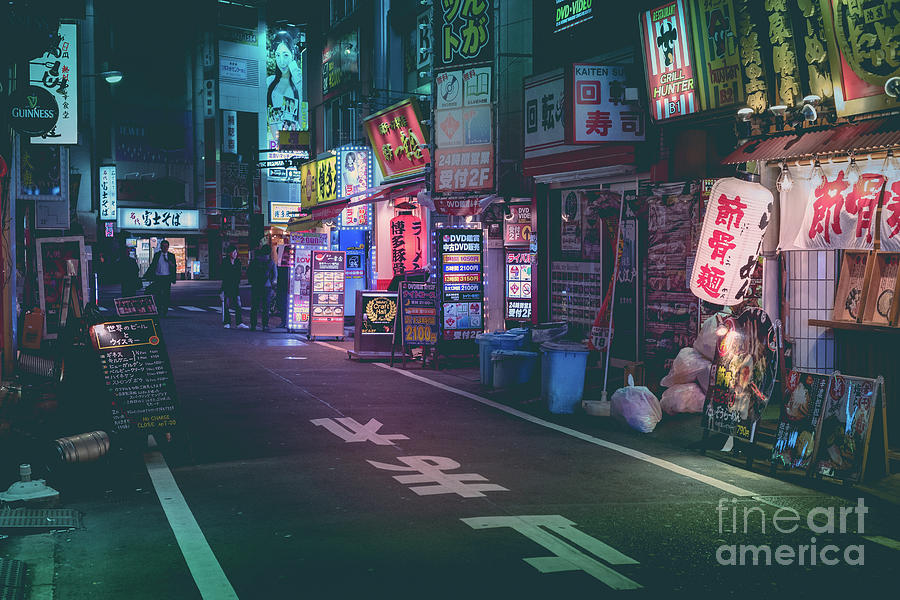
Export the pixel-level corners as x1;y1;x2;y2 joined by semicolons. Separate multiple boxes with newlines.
660;347;712;387
660;383;706;415
611;376;663;433
697;364;713;394
693;312;727;360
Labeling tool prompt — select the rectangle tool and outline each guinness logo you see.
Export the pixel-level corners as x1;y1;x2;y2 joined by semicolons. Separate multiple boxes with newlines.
8;85;59;136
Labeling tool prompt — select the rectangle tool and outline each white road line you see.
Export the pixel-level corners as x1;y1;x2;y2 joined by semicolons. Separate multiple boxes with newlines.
144;451;239;599
316;343;758;498
210;306;223;312
179;306;206;312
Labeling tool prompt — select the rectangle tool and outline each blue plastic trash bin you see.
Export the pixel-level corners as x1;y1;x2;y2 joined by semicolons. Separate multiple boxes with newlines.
491;350;539;389
540;341;590;414
476;333;525;385
505;327;532;346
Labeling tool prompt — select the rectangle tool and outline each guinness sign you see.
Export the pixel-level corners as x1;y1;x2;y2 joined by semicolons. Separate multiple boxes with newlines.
8;85;59;136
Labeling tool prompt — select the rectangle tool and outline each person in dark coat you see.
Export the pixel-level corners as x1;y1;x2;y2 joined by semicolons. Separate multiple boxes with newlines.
221;244;247;329
247;245;277;331
119;246;141;298
144;239;177;315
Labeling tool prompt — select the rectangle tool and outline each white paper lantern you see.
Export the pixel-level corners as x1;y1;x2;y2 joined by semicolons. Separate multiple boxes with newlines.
690;175;773;306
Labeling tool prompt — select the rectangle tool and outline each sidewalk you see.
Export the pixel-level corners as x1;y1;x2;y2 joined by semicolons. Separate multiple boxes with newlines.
326;337;900;508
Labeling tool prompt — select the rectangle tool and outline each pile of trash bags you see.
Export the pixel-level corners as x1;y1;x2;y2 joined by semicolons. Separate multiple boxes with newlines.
608;313;725;433
658;314;723;416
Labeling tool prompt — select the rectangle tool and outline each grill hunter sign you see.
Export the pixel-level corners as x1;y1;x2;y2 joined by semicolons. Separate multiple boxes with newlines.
639;0;700;121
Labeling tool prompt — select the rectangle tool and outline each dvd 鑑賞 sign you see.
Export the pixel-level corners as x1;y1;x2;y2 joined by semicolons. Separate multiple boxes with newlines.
701;308;777;441
437;229;483;340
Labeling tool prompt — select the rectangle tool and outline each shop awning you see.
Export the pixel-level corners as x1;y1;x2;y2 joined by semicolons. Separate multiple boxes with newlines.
722;118;900;164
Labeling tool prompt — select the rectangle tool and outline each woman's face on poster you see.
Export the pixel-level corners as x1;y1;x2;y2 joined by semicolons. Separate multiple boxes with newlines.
275;42;293;73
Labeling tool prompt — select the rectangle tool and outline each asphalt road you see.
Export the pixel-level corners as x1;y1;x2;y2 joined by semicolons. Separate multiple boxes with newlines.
4;281;900;599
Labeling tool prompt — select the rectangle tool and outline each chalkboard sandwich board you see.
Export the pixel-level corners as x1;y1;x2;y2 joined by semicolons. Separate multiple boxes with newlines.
89;318;178;435
115;295;158;316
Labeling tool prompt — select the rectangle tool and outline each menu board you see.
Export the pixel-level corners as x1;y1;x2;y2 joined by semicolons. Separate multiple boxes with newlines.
811;373;880;482
114;295;158;317
400;282;438;346
436;229;483;340
360;292;398;334
90;319;178;434
309;250;346;338
35;236;89;339
701;308;777;442
506;250;534;321
772;371;830;470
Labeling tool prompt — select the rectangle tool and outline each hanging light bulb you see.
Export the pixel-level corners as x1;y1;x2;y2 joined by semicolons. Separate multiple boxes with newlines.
809;158;827;188
882;148;897;175
846;154;861;186
776;161;793;192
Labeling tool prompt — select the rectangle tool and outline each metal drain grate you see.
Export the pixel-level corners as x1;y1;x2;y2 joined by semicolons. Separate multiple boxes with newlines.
0;508;81;532
0;557;25;600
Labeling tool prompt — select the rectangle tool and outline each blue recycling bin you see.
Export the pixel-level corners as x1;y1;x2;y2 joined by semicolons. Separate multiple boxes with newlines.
476;333;525;386
491;350;539;389
541;341;590;414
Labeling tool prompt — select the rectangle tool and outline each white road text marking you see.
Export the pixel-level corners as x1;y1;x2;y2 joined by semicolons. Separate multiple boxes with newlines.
368;455;509;497
311;417;409;445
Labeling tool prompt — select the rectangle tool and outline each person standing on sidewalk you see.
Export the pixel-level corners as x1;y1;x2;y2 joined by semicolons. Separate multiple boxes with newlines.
221;244;248;329
247;245;277;331
144;239;177;316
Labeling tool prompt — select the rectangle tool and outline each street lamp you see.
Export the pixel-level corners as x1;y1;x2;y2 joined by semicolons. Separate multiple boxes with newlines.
84;70;124;84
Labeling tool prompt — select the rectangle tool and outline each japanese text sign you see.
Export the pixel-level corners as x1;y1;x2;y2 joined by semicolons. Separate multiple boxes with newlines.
639;0;700;121
316;154;337;204
504;204;533;246
434;145;493;193
702;308;777;442
506;250;533;321
400;282;438;346
437;0;493;68
270;202;303;224
301;160;318;209
99;165;117;221
118;209;199;231
794;169;889;250
363;99;431;181
569;64;645;143
524;71;567;160
690;177;773;306
390;214;426;276
437;229;484;340
30;23;77;144
687;0;743;110
336;146;372;198
881;172;900;252
223;110;237;153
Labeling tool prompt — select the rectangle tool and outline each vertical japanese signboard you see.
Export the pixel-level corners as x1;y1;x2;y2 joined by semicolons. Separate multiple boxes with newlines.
287;233;328;332
400;282;438;347
336;146;372;228
690;177;773;306
639;0;700;121
701;308;777;442
301;160;318;209
436;0;493;68
223;110;238;153
568;64;645;143
363;100;430;181
309;250;346;339
30;22;77;144
437;229;484;340
99;165;117;220
687;0;743;110
505;250;533;321
390;214;426;276
316;154;337;205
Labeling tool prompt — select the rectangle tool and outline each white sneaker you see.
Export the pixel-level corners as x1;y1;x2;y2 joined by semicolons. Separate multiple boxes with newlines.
237;323;249;329
223;324;231;329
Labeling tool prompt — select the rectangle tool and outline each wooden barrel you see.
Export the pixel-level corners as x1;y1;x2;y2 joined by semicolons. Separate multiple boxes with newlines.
54;431;110;464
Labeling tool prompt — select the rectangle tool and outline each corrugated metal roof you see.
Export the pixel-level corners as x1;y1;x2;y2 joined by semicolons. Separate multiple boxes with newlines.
723;118;900;164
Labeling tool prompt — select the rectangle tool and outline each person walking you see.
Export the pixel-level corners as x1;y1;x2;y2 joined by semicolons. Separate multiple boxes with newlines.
221;244;248;329
144;239;177;316
119;246;141;298
247;245;277;331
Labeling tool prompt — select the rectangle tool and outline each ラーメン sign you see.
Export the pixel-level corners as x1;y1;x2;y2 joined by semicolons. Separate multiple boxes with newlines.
690;176;773;306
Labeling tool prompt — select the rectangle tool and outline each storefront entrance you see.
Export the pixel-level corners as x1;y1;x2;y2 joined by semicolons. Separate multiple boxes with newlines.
130;236;187;279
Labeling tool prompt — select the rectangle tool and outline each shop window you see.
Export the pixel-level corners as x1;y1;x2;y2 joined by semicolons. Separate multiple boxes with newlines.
324;92;361;149
784;250;836;373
